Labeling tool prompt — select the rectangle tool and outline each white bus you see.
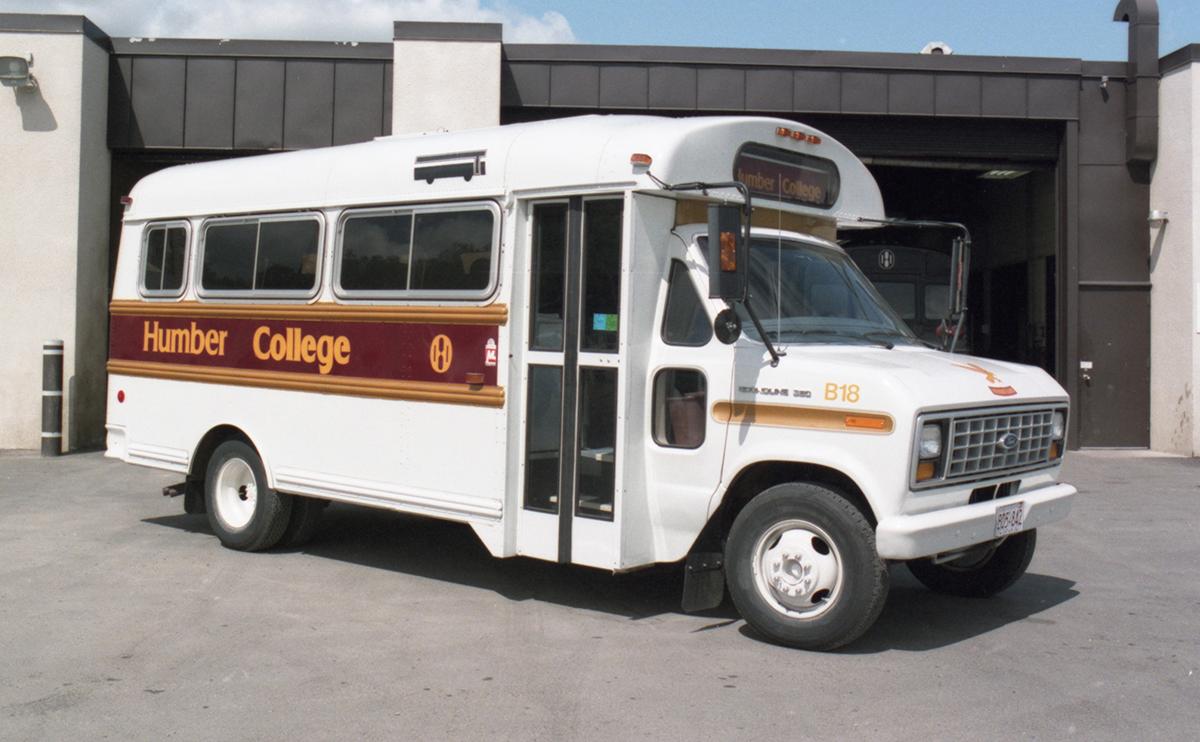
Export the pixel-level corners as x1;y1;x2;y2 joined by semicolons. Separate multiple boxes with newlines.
106;115;1075;649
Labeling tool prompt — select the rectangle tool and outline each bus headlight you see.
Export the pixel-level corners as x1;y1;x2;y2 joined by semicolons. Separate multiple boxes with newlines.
1051;411;1066;440
919;423;942;459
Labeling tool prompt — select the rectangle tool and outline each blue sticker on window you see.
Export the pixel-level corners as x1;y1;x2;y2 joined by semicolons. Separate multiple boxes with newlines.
592;313;618;332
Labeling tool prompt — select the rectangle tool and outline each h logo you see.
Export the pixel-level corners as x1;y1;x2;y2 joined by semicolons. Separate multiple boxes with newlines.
429;334;454;374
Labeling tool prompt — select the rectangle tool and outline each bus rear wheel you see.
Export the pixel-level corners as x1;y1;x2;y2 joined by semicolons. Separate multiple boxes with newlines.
205;440;292;552
725;483;888;651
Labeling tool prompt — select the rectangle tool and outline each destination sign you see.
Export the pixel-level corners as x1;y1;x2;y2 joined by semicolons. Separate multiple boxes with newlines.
734;143;840;209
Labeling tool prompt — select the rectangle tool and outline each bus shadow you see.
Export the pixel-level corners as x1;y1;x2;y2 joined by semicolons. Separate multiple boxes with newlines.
145;504;1077;647
739;570;1079;653
144;504;733;622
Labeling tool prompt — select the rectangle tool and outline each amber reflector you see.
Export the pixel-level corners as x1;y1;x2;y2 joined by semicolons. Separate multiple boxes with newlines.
465;372;485;385
916;461;936;481
719;231;737;271
845;415;887;430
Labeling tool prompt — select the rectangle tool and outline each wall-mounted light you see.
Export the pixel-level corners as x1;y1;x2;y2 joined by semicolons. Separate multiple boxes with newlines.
0;54;36;90
1148;209;1169;226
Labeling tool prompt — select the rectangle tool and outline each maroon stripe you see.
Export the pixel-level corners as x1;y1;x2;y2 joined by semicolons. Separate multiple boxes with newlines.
109;315;500;386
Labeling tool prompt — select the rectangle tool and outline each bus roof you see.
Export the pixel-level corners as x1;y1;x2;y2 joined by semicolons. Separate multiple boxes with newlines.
124;115;884;225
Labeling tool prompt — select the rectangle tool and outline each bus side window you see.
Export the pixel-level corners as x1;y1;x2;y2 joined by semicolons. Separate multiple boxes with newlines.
661;260;712;346
652;369;707;449
141;224;188;297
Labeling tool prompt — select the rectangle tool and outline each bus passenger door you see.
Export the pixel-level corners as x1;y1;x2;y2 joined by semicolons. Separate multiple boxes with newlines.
516;197;625;568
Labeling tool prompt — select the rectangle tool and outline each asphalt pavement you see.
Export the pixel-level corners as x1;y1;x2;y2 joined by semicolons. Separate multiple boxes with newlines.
0;450;1197;740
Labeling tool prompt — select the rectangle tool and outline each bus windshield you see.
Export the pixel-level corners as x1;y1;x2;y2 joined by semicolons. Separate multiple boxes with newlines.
737;237;920;346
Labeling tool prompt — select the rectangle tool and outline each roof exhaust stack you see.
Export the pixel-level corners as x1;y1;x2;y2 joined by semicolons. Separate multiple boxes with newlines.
1113;0;1159;171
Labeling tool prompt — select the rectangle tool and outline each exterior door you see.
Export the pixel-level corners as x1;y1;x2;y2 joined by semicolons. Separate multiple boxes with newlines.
516;197;625;567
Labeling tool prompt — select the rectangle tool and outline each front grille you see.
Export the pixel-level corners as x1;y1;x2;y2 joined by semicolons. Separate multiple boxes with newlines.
946;409;1054;479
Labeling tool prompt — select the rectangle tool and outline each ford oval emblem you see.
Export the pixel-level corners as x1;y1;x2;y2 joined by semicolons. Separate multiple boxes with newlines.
999;432;1019;451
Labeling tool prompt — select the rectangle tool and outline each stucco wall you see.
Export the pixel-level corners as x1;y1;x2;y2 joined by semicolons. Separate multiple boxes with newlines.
1149;64;1197;454
392;39;500;134
0;31;110;450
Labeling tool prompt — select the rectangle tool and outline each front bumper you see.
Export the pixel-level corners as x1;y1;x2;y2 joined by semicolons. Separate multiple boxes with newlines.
874;482;1076;560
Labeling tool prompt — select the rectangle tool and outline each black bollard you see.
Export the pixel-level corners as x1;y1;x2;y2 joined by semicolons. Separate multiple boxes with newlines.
41;340;63;456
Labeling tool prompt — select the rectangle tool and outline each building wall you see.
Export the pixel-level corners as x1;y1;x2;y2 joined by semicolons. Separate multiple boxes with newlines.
0;30;110;450
1149;64;1197;454
392;39;500;134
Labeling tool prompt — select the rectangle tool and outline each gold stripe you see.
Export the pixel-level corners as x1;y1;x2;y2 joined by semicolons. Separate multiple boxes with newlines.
712;401;893;434
109;300;508;326
107;359;505;408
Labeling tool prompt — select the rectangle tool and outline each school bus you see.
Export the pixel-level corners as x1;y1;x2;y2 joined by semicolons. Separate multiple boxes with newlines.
106;115;1075;649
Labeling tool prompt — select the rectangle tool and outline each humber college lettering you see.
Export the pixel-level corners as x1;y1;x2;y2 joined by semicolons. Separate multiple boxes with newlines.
108;303;506;406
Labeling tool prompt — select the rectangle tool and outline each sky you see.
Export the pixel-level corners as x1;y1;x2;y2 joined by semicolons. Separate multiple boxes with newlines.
4;0;1200;59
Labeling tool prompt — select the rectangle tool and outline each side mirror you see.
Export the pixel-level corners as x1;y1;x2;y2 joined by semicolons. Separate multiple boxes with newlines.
714;307;742;344
707;204;747;301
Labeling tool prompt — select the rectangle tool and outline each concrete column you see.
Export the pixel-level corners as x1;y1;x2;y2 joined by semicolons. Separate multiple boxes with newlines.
1149;60;1198;455
0;14;111;451
392;21;502;135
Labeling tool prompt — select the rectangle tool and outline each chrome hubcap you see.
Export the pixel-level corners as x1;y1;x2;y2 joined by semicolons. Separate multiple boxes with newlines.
214;458;257;531
752;520;843;618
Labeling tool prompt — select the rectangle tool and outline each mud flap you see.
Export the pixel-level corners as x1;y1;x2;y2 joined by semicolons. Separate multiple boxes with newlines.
681;552;725;612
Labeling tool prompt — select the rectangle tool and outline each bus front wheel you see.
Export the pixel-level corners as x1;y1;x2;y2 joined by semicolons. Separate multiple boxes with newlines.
725;483;889;650
204;440;293;552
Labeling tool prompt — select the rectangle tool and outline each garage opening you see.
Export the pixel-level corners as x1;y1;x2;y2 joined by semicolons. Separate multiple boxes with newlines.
841;162;1058;376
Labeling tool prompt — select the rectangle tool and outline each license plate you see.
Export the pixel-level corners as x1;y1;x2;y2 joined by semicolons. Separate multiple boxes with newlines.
994;500;1026;537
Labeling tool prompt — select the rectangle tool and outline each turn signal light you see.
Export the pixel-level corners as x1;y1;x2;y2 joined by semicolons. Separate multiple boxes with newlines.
1049;441;1061;460
719;231;738;271
916;460;936;482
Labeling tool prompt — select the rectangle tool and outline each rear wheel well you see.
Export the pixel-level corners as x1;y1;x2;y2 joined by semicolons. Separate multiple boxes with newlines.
189;425;253;484
694;461;876;552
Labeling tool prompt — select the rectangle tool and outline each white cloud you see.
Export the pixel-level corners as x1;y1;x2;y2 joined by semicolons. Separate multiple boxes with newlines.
0;0;575;43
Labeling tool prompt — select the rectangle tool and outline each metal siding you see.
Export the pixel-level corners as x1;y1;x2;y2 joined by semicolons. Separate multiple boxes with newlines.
1077;164;1150;282
887;73;935;115
131;57;186;147
505;63;550;107
648;66;696;109
745;68;792;112
934;74;982;116
333;62;384;145
1078;80;1127;165
184;58;235;149
550;64;600;107
234;59;285;149
599;65;648;108
980;75;1028;117
107;56;134;148
792;69;840;113
841;72;888;114
284;61;335;149
697;67;745;111
1027;77;1079;119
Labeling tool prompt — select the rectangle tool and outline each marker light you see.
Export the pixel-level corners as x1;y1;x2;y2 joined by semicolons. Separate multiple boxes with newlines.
117;390;125;403
630;153;653;167
919;423;942;459
719;230;737;271
775;126;821;145
120;195;133;210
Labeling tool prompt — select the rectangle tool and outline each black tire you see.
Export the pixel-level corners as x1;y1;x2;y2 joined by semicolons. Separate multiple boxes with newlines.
725;483;889;651
906;529;1037;598
204;440;292;552
278;495;325;548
